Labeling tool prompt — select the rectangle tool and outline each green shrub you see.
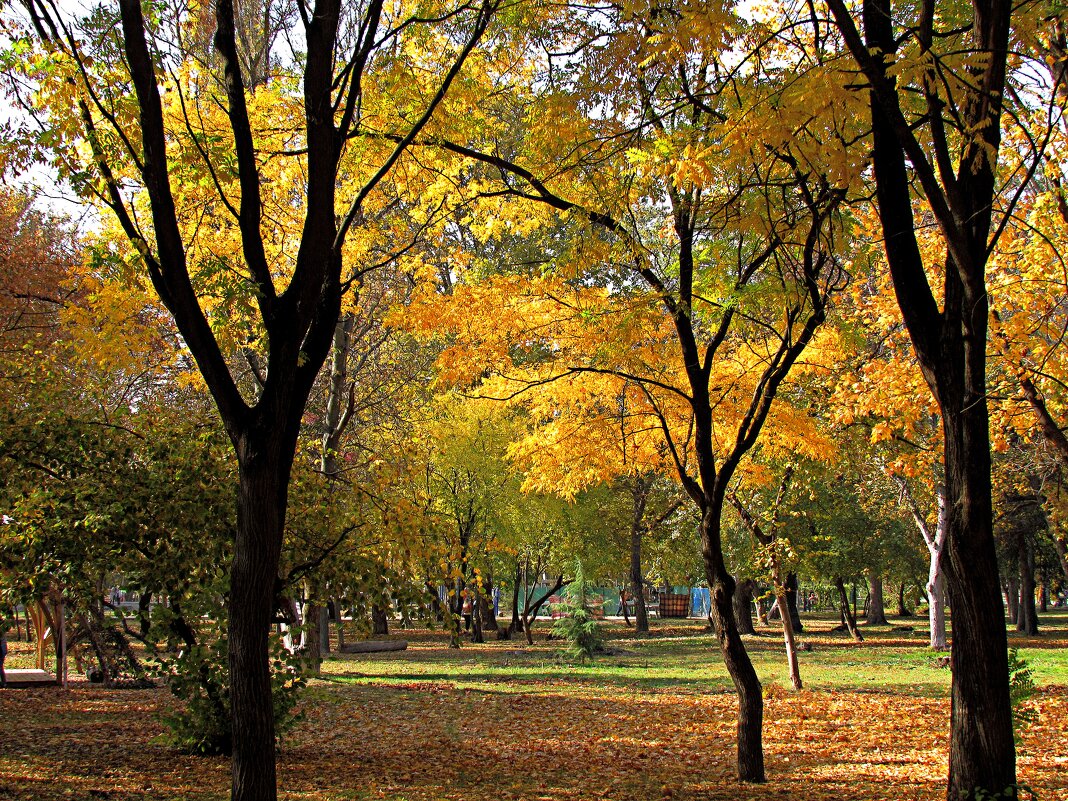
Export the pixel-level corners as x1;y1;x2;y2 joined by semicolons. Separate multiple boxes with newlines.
1007;647;1037;745
156;627;305;756
551;560;604;662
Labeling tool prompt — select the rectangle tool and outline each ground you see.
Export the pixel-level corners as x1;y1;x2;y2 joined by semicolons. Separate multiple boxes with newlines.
1;613;1066;800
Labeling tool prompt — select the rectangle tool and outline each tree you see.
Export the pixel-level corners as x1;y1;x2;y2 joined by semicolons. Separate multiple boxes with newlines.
399;5;859;778
823;0;1034;791
2;0;497;796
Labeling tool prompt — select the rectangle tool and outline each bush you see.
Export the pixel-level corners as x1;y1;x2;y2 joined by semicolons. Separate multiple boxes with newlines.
551;560;604;662
1007;647;1037;745
156;627;305;756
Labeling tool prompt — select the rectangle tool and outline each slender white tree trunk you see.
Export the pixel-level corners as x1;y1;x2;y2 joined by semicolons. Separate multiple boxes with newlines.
896;478;948;650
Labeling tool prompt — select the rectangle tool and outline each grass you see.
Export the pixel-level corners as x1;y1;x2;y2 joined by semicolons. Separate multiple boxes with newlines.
0;610;1066;800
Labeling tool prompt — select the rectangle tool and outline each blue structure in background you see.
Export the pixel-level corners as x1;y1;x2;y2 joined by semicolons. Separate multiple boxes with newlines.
691;587;710;618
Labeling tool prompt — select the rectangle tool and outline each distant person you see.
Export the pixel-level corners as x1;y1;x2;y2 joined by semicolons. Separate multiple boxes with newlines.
462;594;473;631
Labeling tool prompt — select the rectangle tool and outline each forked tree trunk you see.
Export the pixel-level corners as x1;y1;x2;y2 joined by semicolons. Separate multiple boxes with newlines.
834;577;863;641
824;0;1019;792
865;573;889;626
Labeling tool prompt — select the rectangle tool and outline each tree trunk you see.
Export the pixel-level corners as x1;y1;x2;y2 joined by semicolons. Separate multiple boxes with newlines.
1005;578;1019;624
509;560;522;635
1016;534;1038;635
630;476;650;634
334;600;346;651
521;575;564;646
1054;535;1068;584
371;603;389;637
784;572;803;633
302;603;322;676
834;577;863;641
470;584;484;644
865;573;889;625
830;0;1020;791
619;586;631;626
897;582;912;617
229;450;289;801
1039;583;1048;613
774;587;803;690
702;510;764;782
733;577;756;636
478;591;498;631
930;570;948;651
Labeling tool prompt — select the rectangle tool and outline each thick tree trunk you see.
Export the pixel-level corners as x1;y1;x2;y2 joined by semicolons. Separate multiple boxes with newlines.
1039;583;1048;613
834;577;863;641
371;603;390;637
229;450;289;801
733;577;756;636
1016;534;1038;635
865;573;889;626
478;591;498;632
302;599;323;677
943;406;1016;798
835;0;1020;792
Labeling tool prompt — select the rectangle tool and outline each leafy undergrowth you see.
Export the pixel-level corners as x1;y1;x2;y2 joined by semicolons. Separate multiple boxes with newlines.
1;615;1066;800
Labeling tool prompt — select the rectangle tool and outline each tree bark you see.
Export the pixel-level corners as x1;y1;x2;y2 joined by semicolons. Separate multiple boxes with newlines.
704;509;764;782
784;572;803;633
509;560;523;635
630;476;651;634
1005;578;1019;625
733;578;756;636
302;585;323;677
822;0;1018;791
1016;534;1038;635
865;573;889;625
897;583;912;617
229;447;291;801
371;603;390;637
775;586;803;690
834;577;863;641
